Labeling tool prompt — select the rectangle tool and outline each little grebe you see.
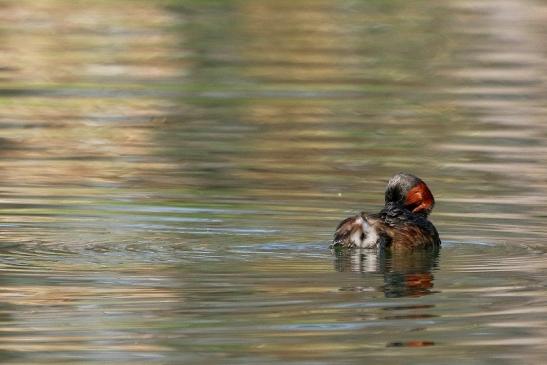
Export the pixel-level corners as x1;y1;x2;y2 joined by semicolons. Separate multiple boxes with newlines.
332;173;440;249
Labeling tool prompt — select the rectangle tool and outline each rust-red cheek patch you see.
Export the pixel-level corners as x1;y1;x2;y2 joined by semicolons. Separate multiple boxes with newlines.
405;181;434;213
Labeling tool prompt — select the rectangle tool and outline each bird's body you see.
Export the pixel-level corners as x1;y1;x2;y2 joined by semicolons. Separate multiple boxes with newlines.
332;173;440;249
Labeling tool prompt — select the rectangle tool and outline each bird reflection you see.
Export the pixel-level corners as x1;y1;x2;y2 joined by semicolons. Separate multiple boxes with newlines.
333;247;440;298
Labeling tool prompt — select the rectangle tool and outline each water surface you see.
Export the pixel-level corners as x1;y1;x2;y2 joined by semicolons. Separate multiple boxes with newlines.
0;0;546;364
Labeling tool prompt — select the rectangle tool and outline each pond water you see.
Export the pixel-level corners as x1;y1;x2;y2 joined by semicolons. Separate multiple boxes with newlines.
0;0;547;363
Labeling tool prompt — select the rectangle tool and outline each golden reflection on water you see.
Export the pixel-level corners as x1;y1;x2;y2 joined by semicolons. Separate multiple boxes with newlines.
0;1;180;84
0;0;182;189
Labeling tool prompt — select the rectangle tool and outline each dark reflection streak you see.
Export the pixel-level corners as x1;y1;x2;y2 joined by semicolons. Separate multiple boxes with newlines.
387;340;435;348
333;247;440;298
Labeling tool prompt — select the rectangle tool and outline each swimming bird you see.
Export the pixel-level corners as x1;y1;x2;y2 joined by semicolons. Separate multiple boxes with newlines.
332;173;440;249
